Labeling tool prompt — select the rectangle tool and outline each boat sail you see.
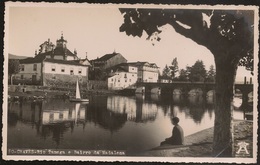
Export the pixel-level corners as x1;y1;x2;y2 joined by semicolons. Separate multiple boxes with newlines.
69;79;89;102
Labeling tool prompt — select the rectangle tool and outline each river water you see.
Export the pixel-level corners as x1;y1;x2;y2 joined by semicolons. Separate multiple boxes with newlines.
7;94;248;155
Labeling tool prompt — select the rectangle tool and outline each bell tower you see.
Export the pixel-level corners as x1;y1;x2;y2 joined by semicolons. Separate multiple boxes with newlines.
56;32;67;48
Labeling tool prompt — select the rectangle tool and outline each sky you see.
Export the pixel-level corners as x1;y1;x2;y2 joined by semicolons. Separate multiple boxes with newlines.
6;3;254;83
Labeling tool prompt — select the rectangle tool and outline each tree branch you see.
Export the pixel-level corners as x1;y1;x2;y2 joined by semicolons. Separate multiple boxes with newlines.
169;20;209;48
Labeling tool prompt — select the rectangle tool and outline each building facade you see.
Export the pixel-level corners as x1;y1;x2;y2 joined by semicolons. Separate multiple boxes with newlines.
129;62;159;83
107;63;138;90
13;35;90;86
14;57;89;86
91;52;127;70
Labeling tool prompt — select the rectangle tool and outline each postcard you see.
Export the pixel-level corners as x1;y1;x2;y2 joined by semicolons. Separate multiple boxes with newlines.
2;2;258;163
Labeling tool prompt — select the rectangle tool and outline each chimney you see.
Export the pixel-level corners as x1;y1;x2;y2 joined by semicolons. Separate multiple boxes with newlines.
86;52;88;59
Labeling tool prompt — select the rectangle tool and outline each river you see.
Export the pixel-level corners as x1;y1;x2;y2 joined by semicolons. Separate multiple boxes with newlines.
7;94;250;155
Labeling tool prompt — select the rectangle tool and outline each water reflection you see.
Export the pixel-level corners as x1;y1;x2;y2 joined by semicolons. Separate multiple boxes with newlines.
107;95;157;122
7;94;246;152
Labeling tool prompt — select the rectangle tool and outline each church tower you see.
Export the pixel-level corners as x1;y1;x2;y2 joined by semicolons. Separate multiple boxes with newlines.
56;32;67;49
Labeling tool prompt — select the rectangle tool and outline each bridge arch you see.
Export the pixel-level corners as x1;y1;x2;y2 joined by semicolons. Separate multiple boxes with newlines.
234;84;253;106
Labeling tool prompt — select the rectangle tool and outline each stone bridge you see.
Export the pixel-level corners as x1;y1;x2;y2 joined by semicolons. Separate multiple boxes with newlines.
137;82;253;103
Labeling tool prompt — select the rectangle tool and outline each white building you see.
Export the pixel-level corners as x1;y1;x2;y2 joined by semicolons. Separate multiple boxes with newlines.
107;63;138;90
128;62;160;83
13;34;91;86
14;56;90;86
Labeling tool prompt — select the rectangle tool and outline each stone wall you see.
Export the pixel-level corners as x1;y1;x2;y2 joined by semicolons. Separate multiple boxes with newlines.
43;73;107;90
43;73;88;87
13;76;42;85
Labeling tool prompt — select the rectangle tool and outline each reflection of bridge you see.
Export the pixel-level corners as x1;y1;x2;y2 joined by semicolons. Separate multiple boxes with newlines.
137;82;253;103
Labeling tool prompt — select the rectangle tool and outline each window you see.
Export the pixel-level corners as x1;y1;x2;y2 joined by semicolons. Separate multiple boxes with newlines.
50;113;54;121
51;65;56;72
129;79;131;82
61;66;65;72
20;65;24;71
33;64;37;71
118;80;120;82
21;75;23;79
125;80;127;82
78;68;82;74
124;74;127;78
59;113;63;119
111;78;113;82
70;69;74;75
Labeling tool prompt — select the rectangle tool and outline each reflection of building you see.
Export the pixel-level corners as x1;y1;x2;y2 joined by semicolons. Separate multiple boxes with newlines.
8;100;87;147
107;63;138;90
13;34;91;85
8;101;42;126
42;104;86;125
107;96;158;122
86;95;127;131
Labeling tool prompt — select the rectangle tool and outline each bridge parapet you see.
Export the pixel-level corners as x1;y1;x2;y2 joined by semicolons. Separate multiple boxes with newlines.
137;82;253;97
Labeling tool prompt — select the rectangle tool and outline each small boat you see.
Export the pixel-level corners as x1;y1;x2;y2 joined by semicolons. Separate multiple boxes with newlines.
69;79;89;102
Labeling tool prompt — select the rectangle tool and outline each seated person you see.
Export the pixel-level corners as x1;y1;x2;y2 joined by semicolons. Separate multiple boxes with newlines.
161;117;184;145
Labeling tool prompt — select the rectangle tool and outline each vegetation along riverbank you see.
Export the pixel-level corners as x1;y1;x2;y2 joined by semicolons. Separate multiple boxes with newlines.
8;85;119;101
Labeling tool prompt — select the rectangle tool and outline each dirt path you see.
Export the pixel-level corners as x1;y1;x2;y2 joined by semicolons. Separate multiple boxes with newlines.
140;120;253;157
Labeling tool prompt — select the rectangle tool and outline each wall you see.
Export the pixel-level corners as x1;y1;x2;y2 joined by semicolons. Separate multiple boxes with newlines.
43;61;88;77
108;71;137;90
106;54;127;69
143;71;159;82
13;63;42;85
42;73;88;87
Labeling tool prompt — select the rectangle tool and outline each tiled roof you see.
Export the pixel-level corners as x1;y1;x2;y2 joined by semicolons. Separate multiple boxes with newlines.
106;62;138;72
19;55;46;64
127;61;159;68
93;52;120;62
44;58;86;66
20;56;87;67
37;47;76;57
70;59;92;66
108;64;128;72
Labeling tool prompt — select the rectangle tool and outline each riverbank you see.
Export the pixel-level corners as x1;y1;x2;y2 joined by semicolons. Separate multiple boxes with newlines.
8;89;120;101
141;120;253;157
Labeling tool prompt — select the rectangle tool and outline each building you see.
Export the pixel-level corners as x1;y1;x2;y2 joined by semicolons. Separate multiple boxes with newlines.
107;63;138;90
159;75;173;83
13;34;91;86
35;34;79;61
128;62;160;83
91;52;127;70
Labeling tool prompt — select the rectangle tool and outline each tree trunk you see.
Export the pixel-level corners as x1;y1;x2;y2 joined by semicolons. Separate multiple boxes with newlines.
213;56;238;157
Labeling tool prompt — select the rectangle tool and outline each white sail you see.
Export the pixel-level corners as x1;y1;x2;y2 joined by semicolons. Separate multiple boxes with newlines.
75;103;80;124
76;79;81;99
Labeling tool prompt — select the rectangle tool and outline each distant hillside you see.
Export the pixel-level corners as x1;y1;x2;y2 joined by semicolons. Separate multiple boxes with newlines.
8;53;28;60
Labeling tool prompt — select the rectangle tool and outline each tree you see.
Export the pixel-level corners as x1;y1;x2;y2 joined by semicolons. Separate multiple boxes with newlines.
8;59;20;85
162;64;171;78
206;65;216;82
119;8;254;156
169;57;179;80
189;60;207;82
178;68;189;82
